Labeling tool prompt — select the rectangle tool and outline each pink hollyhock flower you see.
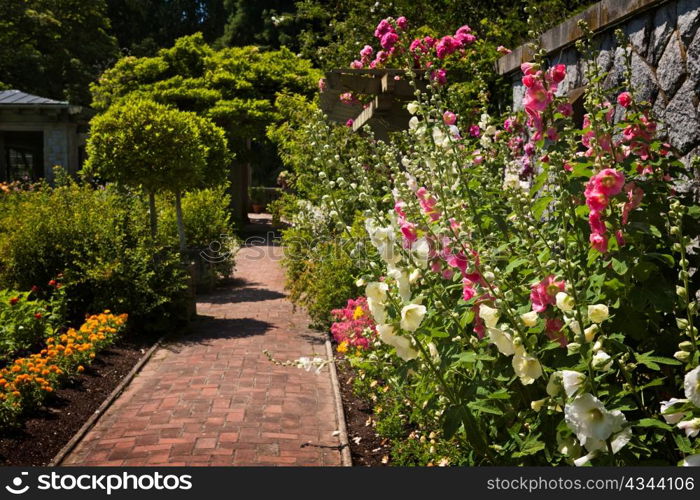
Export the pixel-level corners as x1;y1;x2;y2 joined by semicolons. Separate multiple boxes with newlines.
546;127;559;141
591;168;625;196
416;187;441;221
563;162;573;172
462;278;477;301
318;78;326;92
472;306;485;338
588;210;606;235
524;142;535;156
521;62;539;75
545;318;568;347
430;69;447;85
400;220;418;243
617;91;632;108
436;36;461;59
345;119;354;127
381;31;399;49
394;201;406;217
615;230;625;247
530;275;566;313
621;182;644;225
557;102;573;116
469;124;480;137
446;251;468;275
550;64;566;83
590;232;608;253
374;19;393;39
504;116;516;132
497;45;511;55
360;45;374;58
443;110;457;125
449;218;461;232
585;183;608;213
522;74;537;88
396;16;408;30
350;59;363;69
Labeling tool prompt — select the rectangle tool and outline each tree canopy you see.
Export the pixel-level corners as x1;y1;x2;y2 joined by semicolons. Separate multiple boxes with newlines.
91;33;321;182
0;0;118;105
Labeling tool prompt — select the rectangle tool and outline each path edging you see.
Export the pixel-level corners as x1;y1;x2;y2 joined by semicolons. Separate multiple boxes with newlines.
49;336;166;466
325;338;352;467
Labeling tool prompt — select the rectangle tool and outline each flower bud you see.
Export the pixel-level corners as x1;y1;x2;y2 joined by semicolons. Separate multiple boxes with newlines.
678;341;694;352
567;342;581;355
676;286;688;300
530;398;546;412
674;350;690;362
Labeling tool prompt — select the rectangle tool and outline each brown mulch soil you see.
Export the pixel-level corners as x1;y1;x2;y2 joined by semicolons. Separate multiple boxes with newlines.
335;358;388;466
0;337;155;466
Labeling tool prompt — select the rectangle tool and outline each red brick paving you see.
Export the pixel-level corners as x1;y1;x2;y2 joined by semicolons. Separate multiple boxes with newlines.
63;244;342;466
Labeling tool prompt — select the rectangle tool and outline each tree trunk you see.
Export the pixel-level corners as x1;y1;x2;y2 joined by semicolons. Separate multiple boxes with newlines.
148;191;157;239
175;190;187;254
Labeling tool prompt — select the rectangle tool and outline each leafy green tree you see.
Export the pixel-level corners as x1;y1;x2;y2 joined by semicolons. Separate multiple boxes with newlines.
91;33;321;217
84;99;229;251
0;0;118;104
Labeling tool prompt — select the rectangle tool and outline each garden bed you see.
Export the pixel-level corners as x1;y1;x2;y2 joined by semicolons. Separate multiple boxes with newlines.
0;336;156;466
336;358;387;467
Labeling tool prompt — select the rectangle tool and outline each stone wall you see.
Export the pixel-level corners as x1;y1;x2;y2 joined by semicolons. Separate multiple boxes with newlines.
505;0;700;190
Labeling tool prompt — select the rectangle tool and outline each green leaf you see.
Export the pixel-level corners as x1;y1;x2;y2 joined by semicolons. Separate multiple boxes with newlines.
442;406;462;439
531;196;554;220
611;258;628;276
512;437;546;458
468;400;504;416
635;351;681;370
635;418;672;431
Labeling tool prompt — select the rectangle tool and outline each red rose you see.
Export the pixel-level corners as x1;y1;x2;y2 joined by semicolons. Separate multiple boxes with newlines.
34;313;42;319
48;280;57;287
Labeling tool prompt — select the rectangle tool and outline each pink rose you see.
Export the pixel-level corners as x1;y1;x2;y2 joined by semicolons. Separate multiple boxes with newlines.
380;31;399;49
396;16;408;30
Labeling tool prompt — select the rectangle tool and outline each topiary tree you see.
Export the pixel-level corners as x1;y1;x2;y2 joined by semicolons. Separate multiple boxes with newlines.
84;98;229;252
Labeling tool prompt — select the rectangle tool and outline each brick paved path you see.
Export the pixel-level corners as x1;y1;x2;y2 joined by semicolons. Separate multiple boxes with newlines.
63;243;342;466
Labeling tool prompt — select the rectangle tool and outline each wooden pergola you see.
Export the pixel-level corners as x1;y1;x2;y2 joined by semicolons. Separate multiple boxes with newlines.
319;69;419;140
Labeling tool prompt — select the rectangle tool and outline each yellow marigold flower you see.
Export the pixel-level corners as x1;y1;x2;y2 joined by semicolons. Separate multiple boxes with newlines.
77;365;84;373
337;341;349;353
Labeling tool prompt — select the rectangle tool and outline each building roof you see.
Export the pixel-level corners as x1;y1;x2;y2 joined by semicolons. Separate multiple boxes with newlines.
0;90;68;107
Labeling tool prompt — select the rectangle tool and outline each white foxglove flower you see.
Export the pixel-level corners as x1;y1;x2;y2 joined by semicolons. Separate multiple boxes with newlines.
409;268;421;283
377;324;418;361
555;292;575;312
561;370;586;397
587;304;609;323
366;297;386;324
479;304;500;329
408;116;419;130
592;351;613;371
677;418;700;438
565;394;626;452
512;345;542;385
681;454;700;466
412;238;430;268
488;327;514;356
365;282;388;303
400;303;426;332
407;102;419;115
428;342;440;363
660;398;687;424
584;324;599;343
521;311;539;327
684;365;700;407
